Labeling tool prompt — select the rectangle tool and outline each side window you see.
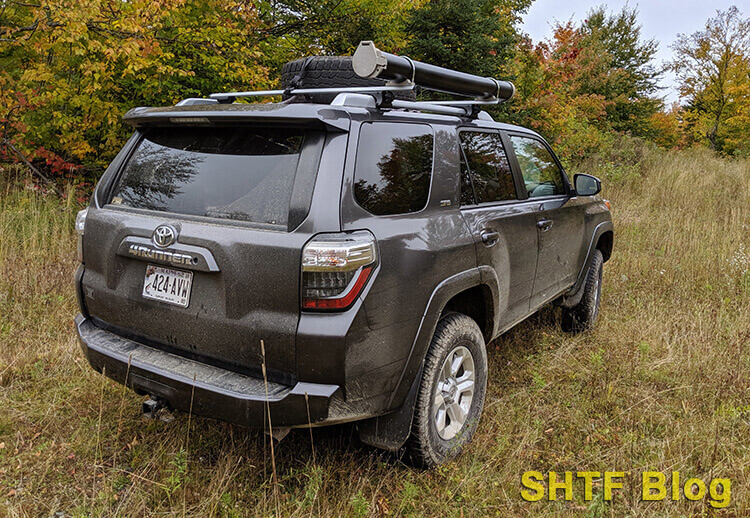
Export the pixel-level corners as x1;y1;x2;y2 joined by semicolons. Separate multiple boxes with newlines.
459;151;476;206
509;136;566;198
459;131;517;204
354;122;434;215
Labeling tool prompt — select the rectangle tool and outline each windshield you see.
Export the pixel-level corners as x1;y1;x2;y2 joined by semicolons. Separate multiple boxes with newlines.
109;126;313;227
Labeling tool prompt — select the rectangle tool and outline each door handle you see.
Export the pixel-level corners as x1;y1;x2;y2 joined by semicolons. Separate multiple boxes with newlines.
480;229;500;246
537;218;553;232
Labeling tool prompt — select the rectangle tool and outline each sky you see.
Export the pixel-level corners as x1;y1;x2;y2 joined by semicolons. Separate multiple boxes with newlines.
520;0;750;105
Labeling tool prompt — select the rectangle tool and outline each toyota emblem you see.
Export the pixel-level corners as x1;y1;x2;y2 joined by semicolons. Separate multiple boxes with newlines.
152;224;178;248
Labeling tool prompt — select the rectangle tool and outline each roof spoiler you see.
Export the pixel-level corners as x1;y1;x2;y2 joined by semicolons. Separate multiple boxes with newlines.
121;104;351;131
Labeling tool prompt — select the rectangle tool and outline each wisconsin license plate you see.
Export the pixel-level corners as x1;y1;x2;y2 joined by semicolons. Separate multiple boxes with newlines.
142;265;193;307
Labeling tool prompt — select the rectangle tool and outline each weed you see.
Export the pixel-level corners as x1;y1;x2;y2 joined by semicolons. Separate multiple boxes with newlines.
349;490;370;517
165;450;188;498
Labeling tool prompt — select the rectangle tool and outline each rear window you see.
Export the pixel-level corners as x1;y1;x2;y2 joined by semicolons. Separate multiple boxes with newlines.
109;127;319;228
353;122;434;216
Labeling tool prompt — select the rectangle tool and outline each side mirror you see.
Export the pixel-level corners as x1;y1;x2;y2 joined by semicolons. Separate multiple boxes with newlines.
574;174;601;196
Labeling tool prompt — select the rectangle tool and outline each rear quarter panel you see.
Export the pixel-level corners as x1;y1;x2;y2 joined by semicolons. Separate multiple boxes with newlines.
338;118;478;406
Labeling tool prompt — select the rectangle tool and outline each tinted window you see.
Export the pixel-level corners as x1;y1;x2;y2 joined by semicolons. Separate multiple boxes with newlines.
509;136;566;198
110;127;312;227
354;123;433;215
459;131;517;204
459;152;476;206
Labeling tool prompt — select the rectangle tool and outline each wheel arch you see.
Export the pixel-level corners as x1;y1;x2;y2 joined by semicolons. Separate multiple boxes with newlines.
441;283;496;343
597;229;614;262
357;266;497;451
394;265;497;410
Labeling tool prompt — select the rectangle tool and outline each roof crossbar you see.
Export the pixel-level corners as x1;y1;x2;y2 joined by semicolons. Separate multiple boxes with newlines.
389;100;470;116
209;84;414;102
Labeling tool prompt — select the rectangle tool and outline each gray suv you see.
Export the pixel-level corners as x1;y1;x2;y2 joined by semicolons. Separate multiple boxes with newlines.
74;43;613;466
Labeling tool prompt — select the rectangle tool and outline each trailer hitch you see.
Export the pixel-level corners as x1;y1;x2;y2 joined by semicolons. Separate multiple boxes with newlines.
142;396;175;423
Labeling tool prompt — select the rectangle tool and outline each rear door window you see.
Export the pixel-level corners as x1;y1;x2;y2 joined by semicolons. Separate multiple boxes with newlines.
109;126;319;228
459;131;517;204
353;122;434;215
508;135;567;198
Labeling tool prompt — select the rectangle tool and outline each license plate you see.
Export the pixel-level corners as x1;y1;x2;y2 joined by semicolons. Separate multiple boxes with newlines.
142;265;193;308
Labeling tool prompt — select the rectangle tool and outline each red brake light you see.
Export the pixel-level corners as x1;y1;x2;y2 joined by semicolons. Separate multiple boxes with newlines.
301;231;377;311
302;266;373;310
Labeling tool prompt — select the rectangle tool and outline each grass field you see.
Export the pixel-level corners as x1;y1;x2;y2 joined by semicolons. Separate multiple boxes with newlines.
1;147;748;517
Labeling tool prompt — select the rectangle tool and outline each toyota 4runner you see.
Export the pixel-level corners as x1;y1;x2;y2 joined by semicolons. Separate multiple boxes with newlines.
74;42;613;466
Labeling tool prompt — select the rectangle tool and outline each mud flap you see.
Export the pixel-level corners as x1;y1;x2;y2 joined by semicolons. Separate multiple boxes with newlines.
356;363;423;451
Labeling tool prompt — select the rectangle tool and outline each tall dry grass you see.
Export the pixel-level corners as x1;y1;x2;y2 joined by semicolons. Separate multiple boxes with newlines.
0;147;748;517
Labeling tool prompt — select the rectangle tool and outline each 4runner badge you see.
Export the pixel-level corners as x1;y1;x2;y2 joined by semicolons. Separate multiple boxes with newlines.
152;224;177;248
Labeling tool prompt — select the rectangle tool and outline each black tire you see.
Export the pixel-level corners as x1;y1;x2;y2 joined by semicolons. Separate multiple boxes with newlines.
561;249;604;333
280;56;416;104
407;313;488;467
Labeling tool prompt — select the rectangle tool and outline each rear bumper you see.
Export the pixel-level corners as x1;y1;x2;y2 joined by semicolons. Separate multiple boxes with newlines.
75;314;340;427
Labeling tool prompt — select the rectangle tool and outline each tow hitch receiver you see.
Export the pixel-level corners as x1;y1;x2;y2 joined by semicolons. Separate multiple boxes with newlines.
142;397;175;423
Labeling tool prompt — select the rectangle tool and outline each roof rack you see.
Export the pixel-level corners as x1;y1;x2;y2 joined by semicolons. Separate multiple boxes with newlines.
199;41;515;118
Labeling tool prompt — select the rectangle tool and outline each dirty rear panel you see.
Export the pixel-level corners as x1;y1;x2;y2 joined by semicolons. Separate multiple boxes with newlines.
80;125;344;384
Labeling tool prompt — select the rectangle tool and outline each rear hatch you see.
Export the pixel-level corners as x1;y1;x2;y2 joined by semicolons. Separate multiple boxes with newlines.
81;123;330;384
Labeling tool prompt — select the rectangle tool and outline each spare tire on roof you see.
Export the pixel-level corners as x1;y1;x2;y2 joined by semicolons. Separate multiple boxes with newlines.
280;56;417;104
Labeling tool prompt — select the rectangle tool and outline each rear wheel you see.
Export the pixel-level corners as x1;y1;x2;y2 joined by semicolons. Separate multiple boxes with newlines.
407;313;487;467
562;249;604;333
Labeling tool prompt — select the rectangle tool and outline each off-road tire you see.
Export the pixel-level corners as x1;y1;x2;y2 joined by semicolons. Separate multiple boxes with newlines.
407;313;488;467
561;249;604;333
280;56;416;104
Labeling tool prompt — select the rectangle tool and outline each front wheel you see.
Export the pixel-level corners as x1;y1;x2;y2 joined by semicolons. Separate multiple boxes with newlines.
562;249;604;333
407;313;488;467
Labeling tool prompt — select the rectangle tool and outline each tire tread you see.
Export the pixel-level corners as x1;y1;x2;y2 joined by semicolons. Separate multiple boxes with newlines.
407;313;487;467
562;249;604;333
280;56;416;103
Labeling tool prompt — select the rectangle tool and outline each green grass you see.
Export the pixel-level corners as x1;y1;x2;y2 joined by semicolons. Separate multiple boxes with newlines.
0;148;748;517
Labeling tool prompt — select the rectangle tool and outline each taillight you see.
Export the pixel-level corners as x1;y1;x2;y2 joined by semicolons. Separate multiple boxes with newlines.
75;208;88;263
301;231;377;311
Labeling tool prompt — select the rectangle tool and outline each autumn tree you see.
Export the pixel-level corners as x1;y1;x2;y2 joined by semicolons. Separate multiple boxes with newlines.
672;6;750;154
1;0;434;175
1;0;270;173
510;5;665;163
511;21;615;161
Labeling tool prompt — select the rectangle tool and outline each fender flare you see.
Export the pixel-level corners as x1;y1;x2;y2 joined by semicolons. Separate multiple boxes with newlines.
357;266;498;451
